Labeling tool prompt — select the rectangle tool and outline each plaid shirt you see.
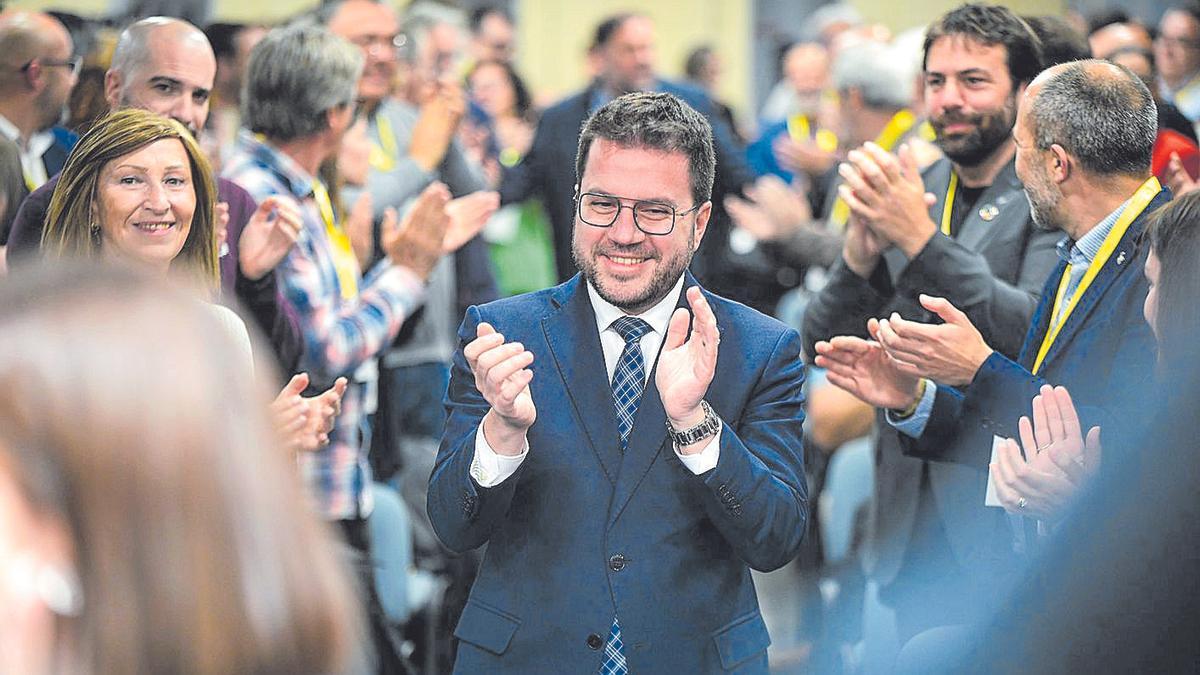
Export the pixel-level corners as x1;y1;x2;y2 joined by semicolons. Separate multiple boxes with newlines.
224;130;426;520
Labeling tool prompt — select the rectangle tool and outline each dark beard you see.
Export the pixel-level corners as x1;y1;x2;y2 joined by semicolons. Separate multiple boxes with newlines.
933;95;1016;168
572;233;694;314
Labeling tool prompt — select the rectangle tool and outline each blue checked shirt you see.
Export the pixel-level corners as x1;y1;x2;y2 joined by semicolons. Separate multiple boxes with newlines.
223;130;427;520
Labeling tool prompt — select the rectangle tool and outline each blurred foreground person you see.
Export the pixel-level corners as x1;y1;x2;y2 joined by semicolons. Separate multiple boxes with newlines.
0;264;364;674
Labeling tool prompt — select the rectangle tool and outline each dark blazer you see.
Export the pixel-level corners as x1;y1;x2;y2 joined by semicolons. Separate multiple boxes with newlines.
499;80;754;292
802;157;1062;586
904;185;1168;467
0;128;72;245
428;273;808;673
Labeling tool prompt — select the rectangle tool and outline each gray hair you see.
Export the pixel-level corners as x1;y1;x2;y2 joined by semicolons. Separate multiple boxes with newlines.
576;92;715;204
242;23;363;142
399;1;465;66
832;41;914;110
1028;59;1157;176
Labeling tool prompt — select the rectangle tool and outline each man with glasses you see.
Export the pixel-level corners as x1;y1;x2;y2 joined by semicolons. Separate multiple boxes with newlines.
428;92;808;673
0;10;78;260
1156;3;1200;134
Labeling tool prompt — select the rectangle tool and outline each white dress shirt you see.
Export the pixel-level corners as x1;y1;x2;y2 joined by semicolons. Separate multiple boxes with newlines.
471;275;722;487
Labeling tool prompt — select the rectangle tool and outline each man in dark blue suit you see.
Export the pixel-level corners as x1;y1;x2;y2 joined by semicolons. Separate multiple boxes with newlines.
500;13;771;310
816;60;1164;528
429;93;808;673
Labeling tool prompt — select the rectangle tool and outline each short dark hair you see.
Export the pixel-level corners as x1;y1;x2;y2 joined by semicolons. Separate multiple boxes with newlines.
1085;9;1132;35
576;92;715;204
1028;59;1157;176
1023;15;1089;67
923;4;1044;89
468;59;532;119
204;22;242;60
591;13;641;51
684;45;714;81
1148;190;1200;374
469;5;512;34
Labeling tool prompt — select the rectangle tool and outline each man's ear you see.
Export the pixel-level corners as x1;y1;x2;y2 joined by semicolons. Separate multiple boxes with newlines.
692;200;713;250
22;60;44;91
1048;143;1072;184
103;69;123;108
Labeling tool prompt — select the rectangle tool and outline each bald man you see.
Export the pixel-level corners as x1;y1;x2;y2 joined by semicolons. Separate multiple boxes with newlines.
0;10;78;249
6;17;303;374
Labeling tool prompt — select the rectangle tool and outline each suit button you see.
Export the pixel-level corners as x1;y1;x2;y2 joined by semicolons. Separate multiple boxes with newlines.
608;554;626;571
587;633;604;650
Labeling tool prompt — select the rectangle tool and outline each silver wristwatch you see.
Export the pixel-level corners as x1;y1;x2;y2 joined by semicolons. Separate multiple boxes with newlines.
667;400;721;447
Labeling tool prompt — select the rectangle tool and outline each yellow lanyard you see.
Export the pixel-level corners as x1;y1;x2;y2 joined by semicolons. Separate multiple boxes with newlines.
785;113;839;153
939;171;959;236
22;170;35;192
368;113;399;172
1031;176;1162;374
311;180;360;300
830;110;918;229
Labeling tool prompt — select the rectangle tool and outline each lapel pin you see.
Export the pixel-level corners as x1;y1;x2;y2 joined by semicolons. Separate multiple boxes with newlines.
979;204;999;221
1116;251;1127;265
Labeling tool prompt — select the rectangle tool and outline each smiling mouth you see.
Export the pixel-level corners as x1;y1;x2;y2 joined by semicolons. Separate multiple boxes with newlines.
133;222;175;232
607;255;648;266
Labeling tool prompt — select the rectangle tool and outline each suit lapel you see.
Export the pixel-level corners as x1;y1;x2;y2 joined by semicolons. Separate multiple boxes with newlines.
1018;259;1067;368
606;274;715;529
43;139;70;178
542;276;622;484
1032;190;1167;372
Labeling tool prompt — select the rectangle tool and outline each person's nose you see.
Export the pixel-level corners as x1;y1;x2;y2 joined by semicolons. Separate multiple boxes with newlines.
936;79;965;112
607;203;645;245
168;97;200;135
144;181;171;213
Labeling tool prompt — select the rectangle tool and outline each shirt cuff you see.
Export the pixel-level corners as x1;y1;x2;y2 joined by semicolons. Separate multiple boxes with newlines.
470;422;529;487
886;380;938;438
674;427;722;474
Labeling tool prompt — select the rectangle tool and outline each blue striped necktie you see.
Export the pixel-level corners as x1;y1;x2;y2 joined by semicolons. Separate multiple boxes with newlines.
609;316;652;453
601;315;651;675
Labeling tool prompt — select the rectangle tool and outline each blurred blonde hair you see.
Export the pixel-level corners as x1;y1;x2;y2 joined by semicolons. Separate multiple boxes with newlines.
0;263;364;674
42;108;220;292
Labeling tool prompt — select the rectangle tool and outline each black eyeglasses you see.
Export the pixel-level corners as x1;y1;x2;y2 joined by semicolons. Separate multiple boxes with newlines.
576;191;702;236
20;56;81;77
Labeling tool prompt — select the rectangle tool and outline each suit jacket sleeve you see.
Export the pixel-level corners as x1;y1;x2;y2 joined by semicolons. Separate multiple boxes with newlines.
802;258;893;357
893;228;1061;357
5;180;55;262
695;327;810;572
427;304;522;553
710;105;754;194
904;309;1157;468
498;112;548;206
439;137;488;197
